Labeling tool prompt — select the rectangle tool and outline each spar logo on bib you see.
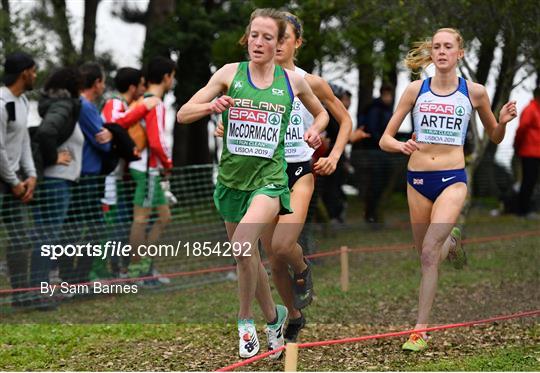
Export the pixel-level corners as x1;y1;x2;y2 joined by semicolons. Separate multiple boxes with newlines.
456;106;465;116
229;107;269;123
291;114;302;125
268;113;281;125
419;103;454;115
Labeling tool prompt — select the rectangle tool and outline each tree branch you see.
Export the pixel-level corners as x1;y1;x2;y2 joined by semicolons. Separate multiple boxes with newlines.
460;57;477;82
112;2;146;24
511;67;535;90
50;0;78;64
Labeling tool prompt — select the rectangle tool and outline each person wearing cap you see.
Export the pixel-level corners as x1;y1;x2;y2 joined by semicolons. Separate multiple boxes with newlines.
0;51;38;306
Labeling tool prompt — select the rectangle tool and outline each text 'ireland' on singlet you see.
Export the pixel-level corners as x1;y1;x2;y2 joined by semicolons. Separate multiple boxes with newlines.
284;67;314;163
219;61;294;191
412;77;472;146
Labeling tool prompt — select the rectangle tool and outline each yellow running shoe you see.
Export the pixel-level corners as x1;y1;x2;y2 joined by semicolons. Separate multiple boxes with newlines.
402;333;428;351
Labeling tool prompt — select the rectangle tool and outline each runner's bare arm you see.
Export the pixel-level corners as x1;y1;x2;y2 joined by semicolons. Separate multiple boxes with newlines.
306;74;352;173
380;81;421;155
288;70;329;148
470;82;517;144
177;63;238;124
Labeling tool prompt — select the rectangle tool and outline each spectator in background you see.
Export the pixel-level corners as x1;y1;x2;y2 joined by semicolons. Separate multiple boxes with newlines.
351;84;395;224
30;67;83;293
0;51;37;307
319;84;352;227
101;67;158;129
100;67;159;278
127;56;176;279
59;62;112;285
514;86;540;218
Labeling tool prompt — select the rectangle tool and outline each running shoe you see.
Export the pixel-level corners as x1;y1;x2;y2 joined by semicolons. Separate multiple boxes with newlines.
238;320;260;358
128;257;152;278
265;305;288;359
152;268;171;285
402;332;428;351
448;227;467;269
284;312;306;342
293;258;314;310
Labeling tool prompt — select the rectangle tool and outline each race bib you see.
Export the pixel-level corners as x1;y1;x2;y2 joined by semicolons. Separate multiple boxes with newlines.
416;103;465;145
285;113;305;157
226;107;282;158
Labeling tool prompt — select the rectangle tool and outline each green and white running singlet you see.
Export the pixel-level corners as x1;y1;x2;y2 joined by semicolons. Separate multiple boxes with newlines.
218;61;294;190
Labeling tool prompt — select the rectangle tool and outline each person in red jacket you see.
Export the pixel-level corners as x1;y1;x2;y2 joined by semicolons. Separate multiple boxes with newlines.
100;68;160;278
514;87;540;217
101;67;160;128
128;57;176;278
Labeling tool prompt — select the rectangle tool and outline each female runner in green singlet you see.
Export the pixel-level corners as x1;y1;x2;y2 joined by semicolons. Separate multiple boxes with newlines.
177;8;328;359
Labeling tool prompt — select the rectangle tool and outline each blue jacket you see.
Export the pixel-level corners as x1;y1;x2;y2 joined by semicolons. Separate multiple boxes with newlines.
79;96;111;175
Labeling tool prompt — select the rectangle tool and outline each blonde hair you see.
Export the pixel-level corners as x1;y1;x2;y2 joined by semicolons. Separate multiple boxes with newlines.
404;28;464;71
238;8;288;47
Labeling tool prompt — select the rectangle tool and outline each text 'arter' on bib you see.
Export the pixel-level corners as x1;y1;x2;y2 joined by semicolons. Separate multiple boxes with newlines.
412;77;472;146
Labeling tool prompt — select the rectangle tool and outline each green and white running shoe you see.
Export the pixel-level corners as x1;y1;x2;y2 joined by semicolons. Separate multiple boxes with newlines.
265;305;288;359
448;227;467;269
238;319;259;358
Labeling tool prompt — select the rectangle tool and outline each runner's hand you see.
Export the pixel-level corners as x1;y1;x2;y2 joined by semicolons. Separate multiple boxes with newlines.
313;156;338;176
304;128;322;149
210;95;234;114
499;100;517;125
400;133;419;156
214;121;224;137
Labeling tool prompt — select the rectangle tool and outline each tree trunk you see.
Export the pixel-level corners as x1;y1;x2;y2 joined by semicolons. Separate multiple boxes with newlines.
356;58;375;124
173;41;212;166
81;0;100;61
0;0;15;53
50;0;78;65
382;35;400;88
475;42;495;85
141;0;175;62
461;29;519;223
479;26;518;193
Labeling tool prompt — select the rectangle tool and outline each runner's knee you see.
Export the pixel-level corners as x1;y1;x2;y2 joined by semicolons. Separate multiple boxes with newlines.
420;246;440;268
272;237;296;259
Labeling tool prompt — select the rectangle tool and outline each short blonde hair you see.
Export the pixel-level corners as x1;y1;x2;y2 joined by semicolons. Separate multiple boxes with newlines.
404;28;464;71
238;8;288;47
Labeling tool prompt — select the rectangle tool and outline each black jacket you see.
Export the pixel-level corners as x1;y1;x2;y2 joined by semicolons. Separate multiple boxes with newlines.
356;98;393;150
101;122;140;175
30;89;81;177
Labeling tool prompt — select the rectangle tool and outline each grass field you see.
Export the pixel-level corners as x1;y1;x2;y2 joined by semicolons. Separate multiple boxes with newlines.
0;197;539;371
